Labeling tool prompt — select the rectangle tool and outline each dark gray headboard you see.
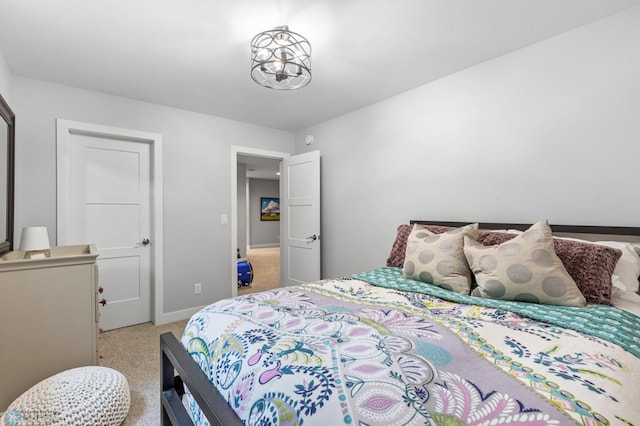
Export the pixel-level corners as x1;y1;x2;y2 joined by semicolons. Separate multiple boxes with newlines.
409;220;640;243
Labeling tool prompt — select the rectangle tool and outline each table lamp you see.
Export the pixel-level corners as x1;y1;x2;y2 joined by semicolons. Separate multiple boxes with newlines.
19;226;51;259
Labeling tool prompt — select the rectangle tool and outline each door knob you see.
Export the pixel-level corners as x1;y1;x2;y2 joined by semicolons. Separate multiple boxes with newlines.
306;234;319;241
136;238;150;247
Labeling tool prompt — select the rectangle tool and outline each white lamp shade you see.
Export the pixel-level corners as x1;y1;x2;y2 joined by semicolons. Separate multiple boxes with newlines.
19;227;51;251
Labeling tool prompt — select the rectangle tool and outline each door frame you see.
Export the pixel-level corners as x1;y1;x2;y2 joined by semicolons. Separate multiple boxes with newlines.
230;146;290;296
56;119;165;325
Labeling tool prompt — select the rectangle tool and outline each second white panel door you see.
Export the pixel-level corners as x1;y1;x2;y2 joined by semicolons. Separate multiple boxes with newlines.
66;135;151;331
281;150;321;286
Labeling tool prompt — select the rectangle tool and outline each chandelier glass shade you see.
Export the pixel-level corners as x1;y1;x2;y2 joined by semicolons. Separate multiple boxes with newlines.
250;25;312;90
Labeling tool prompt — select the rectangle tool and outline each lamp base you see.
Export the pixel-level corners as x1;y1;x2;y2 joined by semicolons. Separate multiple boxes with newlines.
24;250;50;259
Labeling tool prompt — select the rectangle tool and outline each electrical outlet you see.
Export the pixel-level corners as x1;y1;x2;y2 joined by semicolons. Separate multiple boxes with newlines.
194;283;202;294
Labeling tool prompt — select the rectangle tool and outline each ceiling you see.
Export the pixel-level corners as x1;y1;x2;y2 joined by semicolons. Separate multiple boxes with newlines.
1;0;639;133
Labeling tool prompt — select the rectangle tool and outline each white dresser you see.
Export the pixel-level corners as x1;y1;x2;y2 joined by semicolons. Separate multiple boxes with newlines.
0;245;99;411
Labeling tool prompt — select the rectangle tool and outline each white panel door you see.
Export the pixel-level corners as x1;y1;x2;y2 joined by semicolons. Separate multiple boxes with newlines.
282;151;320;286
63;135;151;331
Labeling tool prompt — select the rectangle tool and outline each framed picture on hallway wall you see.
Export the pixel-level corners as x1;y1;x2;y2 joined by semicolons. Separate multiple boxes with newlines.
260;197;280;221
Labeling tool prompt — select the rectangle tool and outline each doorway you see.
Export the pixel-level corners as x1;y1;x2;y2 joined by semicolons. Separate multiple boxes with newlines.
238;163;281;295
230;146;290;297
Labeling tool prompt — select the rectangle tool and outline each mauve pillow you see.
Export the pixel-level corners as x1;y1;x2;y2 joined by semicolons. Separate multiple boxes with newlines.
479;232;622;306
388;226;514;267
387;224;454;267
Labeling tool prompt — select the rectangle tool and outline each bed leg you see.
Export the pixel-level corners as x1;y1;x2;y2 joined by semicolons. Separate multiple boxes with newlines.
160;333;195;425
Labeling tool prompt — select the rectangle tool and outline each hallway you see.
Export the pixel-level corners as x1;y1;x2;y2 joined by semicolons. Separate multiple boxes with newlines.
238;246;280;295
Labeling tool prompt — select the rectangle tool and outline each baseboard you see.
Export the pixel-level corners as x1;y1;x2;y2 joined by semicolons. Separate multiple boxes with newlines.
155;305;207;326
249;243;279;248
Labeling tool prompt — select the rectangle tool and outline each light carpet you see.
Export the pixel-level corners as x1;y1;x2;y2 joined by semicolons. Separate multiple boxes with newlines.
98;320;187;425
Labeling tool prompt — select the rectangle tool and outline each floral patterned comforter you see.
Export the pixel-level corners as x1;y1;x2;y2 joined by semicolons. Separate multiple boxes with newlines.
182;268;640;425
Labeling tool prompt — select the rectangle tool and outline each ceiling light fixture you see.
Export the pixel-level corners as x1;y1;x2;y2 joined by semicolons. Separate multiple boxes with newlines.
250;25;311;90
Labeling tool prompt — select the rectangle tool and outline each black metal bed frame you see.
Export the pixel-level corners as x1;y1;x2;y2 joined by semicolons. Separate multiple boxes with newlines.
160;332;243;425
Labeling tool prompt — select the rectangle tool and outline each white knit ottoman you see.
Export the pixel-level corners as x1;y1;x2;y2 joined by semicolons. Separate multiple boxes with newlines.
1;366;130;426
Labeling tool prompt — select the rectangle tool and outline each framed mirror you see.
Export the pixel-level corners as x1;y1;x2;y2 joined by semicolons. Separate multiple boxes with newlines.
0;93;15;255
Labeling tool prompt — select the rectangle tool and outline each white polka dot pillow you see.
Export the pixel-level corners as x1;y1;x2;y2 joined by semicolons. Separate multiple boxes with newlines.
463;221;586;307
403;223;479;294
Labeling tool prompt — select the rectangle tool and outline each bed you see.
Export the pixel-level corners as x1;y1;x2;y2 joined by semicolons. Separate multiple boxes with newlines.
161;221;640;425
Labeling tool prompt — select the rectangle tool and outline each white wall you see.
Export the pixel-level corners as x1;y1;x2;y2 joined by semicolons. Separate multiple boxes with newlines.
295;6;640;279
248;178;280;247
12;77;294;319
0;50;11;102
